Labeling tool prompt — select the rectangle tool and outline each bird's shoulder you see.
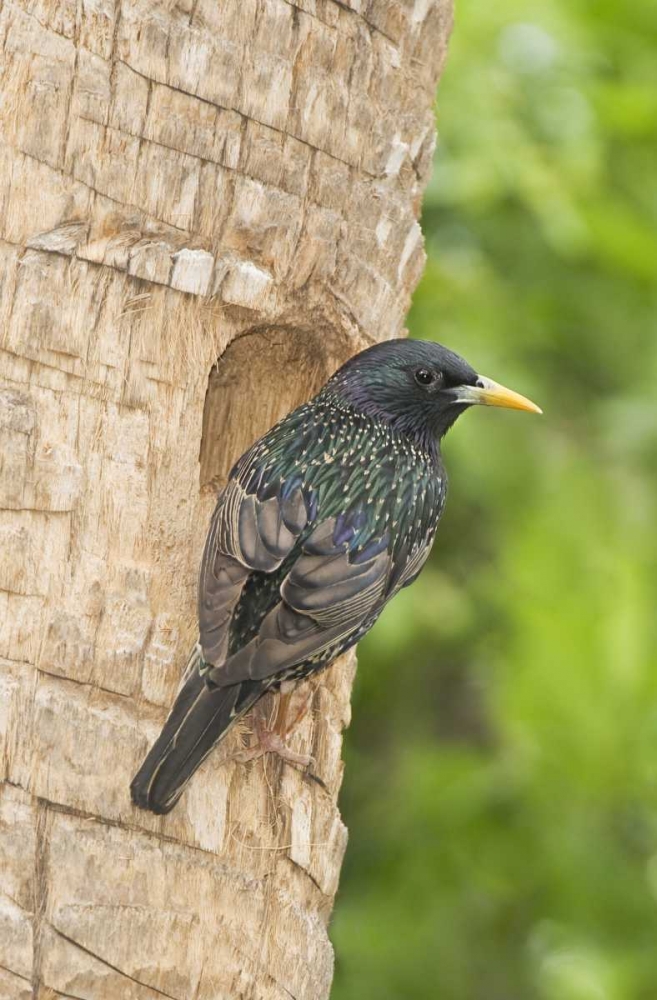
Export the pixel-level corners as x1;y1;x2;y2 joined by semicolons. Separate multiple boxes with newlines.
252;401;445;595
233;394;441;502
219;396;446;566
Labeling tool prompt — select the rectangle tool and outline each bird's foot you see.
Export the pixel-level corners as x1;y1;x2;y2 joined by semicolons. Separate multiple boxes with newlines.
233;713;315;769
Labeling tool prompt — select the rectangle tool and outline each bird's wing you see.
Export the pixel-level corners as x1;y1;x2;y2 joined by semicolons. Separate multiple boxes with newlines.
207;515;392;687
198;476;309;664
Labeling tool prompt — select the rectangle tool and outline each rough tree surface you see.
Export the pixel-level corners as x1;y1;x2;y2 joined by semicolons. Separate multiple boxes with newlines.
0;1;452;997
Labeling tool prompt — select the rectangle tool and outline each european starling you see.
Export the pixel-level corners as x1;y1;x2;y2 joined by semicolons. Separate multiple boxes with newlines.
131;339;540;813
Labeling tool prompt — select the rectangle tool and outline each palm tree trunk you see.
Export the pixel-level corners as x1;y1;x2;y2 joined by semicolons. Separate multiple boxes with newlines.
0;1;452;996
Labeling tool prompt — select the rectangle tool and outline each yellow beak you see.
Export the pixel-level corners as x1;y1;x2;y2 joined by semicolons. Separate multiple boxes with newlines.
453;375;542;414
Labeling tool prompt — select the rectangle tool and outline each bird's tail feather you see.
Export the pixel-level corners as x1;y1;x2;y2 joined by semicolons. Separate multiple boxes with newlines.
130;645;263;814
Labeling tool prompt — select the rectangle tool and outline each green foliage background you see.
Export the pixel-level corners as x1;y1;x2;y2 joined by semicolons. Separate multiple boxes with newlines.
333;1;657;997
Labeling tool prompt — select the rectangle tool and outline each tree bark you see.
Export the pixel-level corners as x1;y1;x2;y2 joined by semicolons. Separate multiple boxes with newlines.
0;2;452;997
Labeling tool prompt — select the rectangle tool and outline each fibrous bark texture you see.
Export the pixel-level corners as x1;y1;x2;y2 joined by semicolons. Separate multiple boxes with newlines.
0;1;452;997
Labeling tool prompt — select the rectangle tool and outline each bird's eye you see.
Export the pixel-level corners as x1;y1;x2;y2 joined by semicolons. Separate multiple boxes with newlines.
414;368;436;386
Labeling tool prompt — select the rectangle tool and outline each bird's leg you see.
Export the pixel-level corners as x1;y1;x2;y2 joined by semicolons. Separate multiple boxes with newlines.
233;683;315;768
277;681;315;736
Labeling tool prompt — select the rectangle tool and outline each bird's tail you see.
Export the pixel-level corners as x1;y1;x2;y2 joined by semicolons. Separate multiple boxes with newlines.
130;645;263;814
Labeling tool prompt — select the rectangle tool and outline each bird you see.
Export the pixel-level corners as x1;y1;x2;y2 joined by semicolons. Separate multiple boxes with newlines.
131;339;540;813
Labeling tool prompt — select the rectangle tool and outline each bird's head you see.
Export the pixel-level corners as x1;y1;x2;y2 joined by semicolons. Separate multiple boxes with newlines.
325;339;541;446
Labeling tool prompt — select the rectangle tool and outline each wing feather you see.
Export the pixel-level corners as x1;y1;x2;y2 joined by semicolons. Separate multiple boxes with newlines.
198;480;307;664
208;517;391;686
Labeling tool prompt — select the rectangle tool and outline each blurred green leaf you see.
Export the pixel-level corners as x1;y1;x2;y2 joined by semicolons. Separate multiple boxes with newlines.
333;1;657;998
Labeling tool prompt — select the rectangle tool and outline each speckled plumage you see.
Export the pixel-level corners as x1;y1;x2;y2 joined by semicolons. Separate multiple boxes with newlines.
131;339;520;813
226;394;446;668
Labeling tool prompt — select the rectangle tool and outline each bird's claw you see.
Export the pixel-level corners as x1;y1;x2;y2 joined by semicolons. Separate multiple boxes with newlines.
233;722;315;770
